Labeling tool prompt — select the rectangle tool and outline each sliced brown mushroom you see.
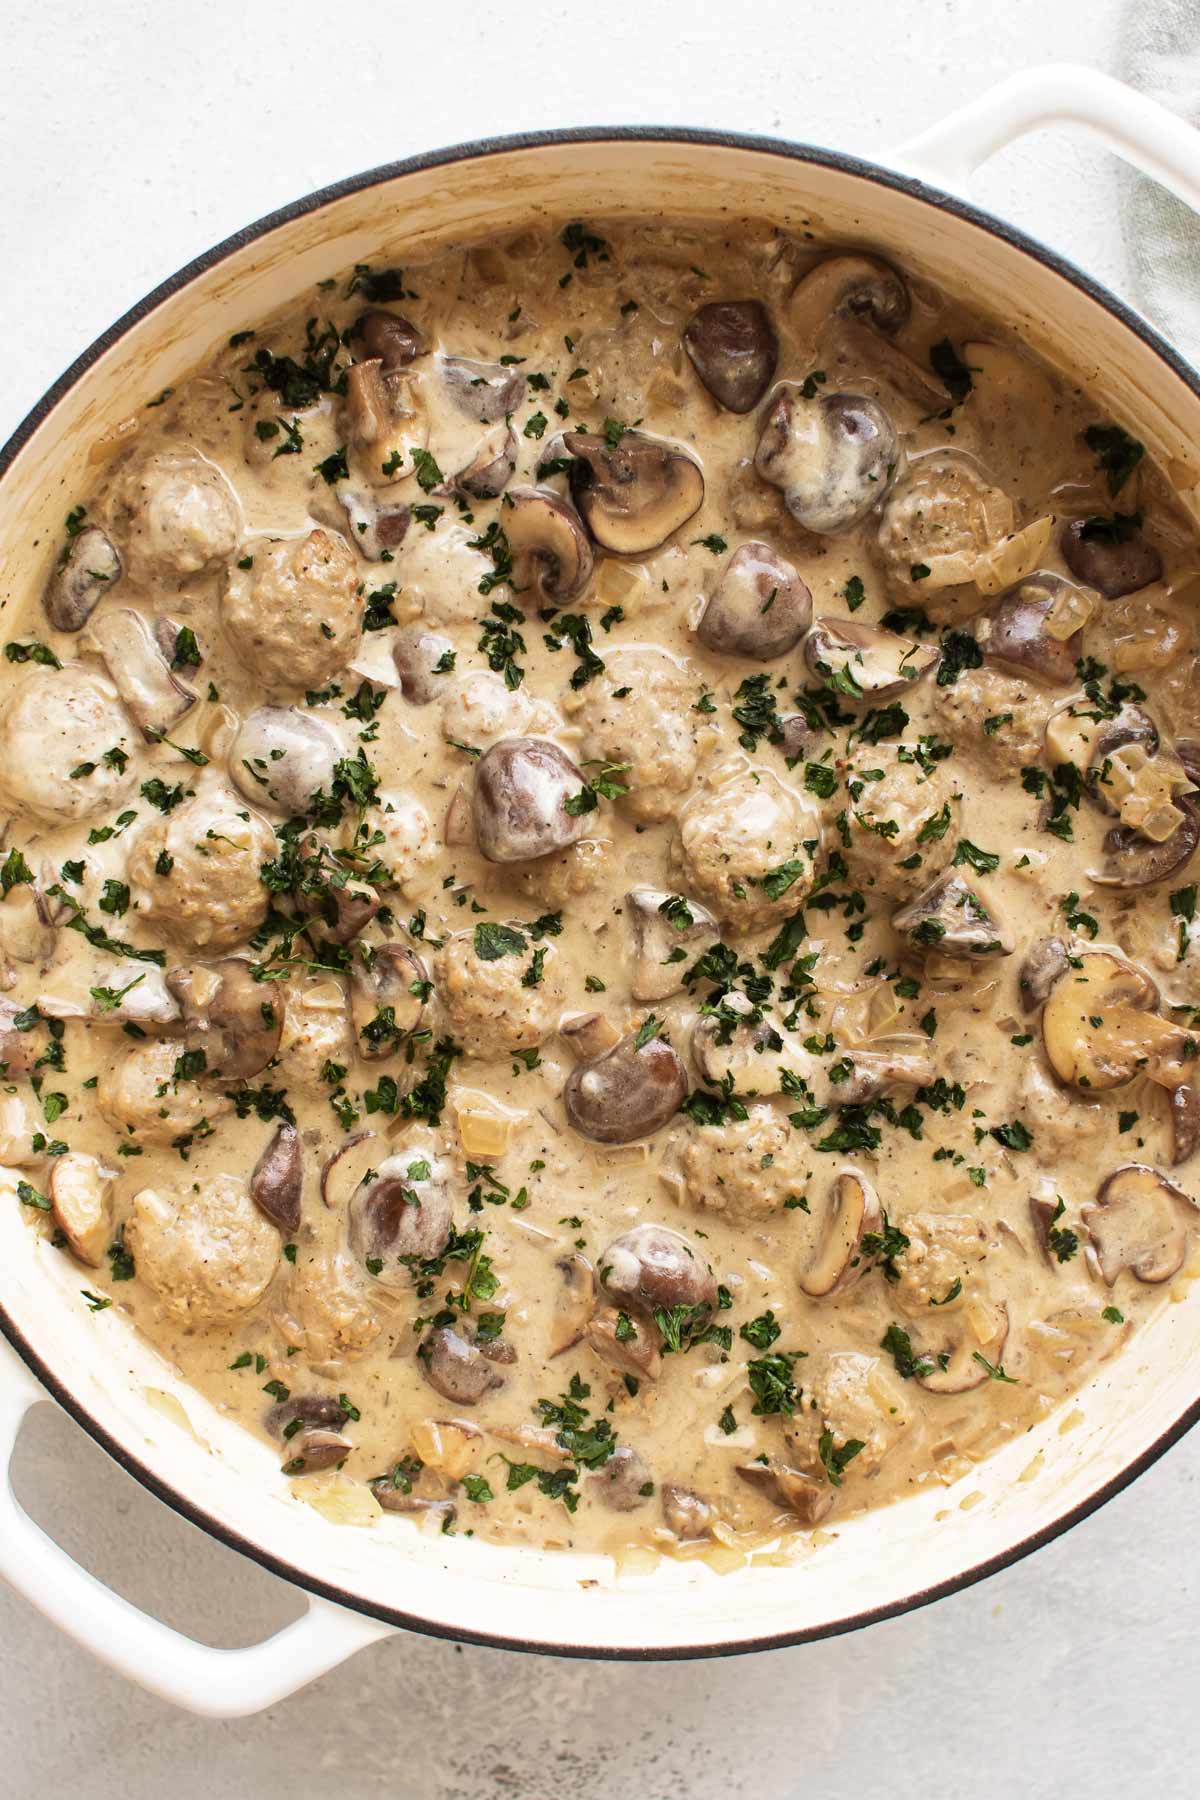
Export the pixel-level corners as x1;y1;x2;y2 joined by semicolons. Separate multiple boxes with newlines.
1018;936;1071;1011
472;736;586;863
293;836;381;947
804;616;938;699
390;624;454;704
835;1037;937;1106
800;1168;883;1298
167;958;284;1081
559;1011;623;1063
624;886;720;1004
356;309;425;370
265;1392;352;1437
49;1152;114;1267
503;488;594;604
319;1130;378;1210
87;608;196;739
563;1029;688;1143
916;1301;1010;1394
599;1222;718;1314
229;706;343;814
735;1459;834;1527
754;389;898;535
370;1483;456;1525
661;1484;714;1540
565;431;704;555
696;543;812;659
1092;797;1200;891
418;1323;507;1405
1170;1083;1200;1166
1062;516;1163;599
590;1444;653;1511
439;356;524;422
790;253;910;337
584;1307;663;1382
682;301;778;413
349;942;429;1057
977;572;1090;685
349;1151;453;1280
250;1122;303;1235
1083;1164;1194;1284
343;358;425;481
690;992;800;1092
548;1251;596;1356
892;872;1014;959
319;485;410;562
456;425;518;500
1041;951;1188;1091
283;1430;353;1476
44;525;122;631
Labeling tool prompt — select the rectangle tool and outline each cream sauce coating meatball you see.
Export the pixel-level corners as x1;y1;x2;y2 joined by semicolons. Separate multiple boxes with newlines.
675;1104;814;1219
0;668;135;826
97;1038;233;1147
891;1213;992;1316
364;794;437;891
670;768;822;932
221;528;362;689
439;670;563;751
929;666;1053;775
110;450;242;584
125;1174;279;1324
506;836;612;909
127;789;275;952
565;645;700;824
435;927;566;1059
276;979;354;1091
275;1248;383;1367
786;1351;905;1479
843;744;961;901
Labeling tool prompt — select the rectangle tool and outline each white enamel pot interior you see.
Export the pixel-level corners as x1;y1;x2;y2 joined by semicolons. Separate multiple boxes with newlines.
3;77;1200;1703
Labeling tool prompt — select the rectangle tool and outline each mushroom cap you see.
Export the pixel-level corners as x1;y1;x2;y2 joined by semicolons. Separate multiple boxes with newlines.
1083;1164;1193;1284
790;253;911;336
565;431;704;556
456;424;518;500
417;1323;507;1405
755;388;898;536
356;309;425;369
563;1031;689;1144
250;1122;303;1236
283;1430;354;1476
472;735;587;863
736;1459;834;1526
1092;797;1200;891
682;300;778;413
1062;515;1163;599
1017;936;1071;1011
503;487;593;604
892;871;1014;958
977;572;1089;686
49;1152;114;1268
590;1444;654;1511
392;624;455;704
349;941;429;1056
1170;1083;1200;1166
439;355;524;422
44;525;121;632
230;705;344;814
804;616;939;700
349;1150;453;1282
696;542;812;659
1041;950;1185;1090
599;1222;717;1313
624;885;720;1004
86;607;196;741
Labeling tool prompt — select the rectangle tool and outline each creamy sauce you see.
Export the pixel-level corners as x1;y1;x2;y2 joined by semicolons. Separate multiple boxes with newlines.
3;218;1199;1562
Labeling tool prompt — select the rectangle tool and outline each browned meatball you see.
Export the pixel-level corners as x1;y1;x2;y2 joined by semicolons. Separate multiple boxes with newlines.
221;528;362;689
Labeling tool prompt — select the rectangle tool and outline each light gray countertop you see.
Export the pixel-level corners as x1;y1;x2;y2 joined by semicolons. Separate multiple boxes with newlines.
2;2;1197;1794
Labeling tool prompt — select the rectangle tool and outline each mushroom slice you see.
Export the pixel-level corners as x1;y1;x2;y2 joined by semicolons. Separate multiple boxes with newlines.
356;309;425;370
44;526;122;631
1018;936;1070;1011
283;1429;353;1476
735;1460;834;1527
293;836;381;947
167;958;284;1081
624;886;720;1003
696;543;812;659
343;358;426;484
392;624;455;703
1083;1164;1194;1284
916;1302;1009;1395
563;1030;688;1144
755;389;898;535
661;1484;714;1540
1062;515;1163;600
86;607;195;738
804;616;938;699
565;431;704;555
319;1131;378;1210
250;1122;303;1235
1091;798;1200;891
1170;1084;1200;1166
350;1151;453;1280
472;736;586;863
800;1168;883;1299
892;872;1014;959
318;484;410;562
548;1251;596;1357
691;992;803;1092
1041;951;1184;1091
349;942;429;1057
229;706;343;814
977;572;1090;686
835;1037;936;1106
455;424;518;500
439;355;524;422
790;253;910;337
559;1011;623;1063
682;300;778;413
49;1152;114;1267
584;1307;663;1382
503;488;593;604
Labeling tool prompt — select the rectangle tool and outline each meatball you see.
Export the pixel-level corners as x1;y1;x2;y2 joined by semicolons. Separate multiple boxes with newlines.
1016;1059;1105;1157
110;450;242;585
439;671;562;752
565;646;699;824
366;794;437;891
677;1104;813;1218
929;666;1052;776
127;790;275;953
275;1248;383;1367
785;1350;902;1479
875;455;1013;612
843;746;960;901
276;979;354;1091
671;770;822;932
891;1212;992;1316
0;668;135;826
97;1038;232;1147
125;1174;279;1324
435;927;566;1059
506;836;612;909
221;529;362;690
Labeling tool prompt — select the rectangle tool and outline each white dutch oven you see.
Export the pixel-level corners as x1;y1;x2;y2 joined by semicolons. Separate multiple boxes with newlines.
2;64;1200;1719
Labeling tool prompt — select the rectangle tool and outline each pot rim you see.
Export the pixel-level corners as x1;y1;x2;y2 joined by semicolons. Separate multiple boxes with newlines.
2;123;1198;1660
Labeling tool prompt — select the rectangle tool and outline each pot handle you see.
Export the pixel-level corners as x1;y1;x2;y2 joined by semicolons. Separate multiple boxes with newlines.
0;1343;390;1716
890;62;1200;213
